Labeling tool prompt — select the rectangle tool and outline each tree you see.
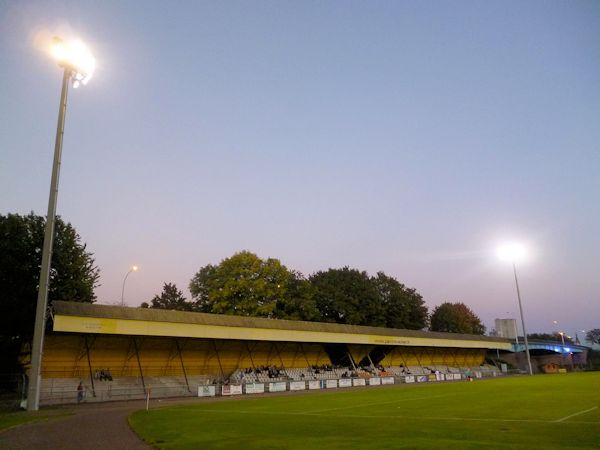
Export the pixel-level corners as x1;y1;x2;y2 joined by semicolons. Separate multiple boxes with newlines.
586;329;600;345
528;333;573;344
429;302;485;335
372;272;428;330
310;267;385;326
189;251;317;320
142;283;193;311
0;213;99;372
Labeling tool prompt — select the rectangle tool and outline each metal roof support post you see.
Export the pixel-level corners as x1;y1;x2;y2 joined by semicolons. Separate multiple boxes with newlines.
84;335;96;397
132;338;146;395
299;343;316;378
175;339;190;393
211;340;225;381
245;341;258;374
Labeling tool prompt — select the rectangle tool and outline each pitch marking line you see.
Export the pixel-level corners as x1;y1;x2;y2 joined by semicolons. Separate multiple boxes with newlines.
173;408;600;424
308;393;455;414
554;406;598;423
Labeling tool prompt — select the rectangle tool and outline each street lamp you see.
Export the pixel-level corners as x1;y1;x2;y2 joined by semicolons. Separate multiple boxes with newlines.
121;265;139;306
497;242;533;375
28;36;96;411
553;321;566;346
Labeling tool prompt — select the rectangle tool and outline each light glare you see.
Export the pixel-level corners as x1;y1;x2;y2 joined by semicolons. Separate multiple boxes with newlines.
50;37;96;84
496;242;527;263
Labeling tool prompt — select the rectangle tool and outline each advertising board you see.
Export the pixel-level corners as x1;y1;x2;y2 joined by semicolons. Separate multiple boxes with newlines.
198;385;216;397
244;383;265;394
289;381;306;391
268;382;287;392
222;384;243;396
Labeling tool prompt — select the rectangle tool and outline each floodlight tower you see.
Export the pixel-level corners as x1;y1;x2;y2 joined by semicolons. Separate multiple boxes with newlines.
497;243;533;375
28;37;96;411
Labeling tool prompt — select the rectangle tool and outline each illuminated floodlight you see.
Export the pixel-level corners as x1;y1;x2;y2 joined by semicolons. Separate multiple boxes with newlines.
496;240;533;375
50;37;96;86
496;242;527;263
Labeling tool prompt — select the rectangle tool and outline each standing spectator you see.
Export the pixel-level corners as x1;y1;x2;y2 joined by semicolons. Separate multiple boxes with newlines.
77;381;84;403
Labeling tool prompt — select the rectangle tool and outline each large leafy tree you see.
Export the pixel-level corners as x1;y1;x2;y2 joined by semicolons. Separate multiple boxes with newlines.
0;213;99;372
310;267;385;326
372;272;428;330
586;329;600;345
429;302;486;335
141;283;193;311
189;251;317;320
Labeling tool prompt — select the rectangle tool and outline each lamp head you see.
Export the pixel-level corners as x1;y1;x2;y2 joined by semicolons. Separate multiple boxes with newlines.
132;265;138;272
496;242;527;263
50;36;96;86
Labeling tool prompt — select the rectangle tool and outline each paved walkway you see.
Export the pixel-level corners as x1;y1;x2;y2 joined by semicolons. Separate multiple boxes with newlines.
0;388;344;449
0;399;157;450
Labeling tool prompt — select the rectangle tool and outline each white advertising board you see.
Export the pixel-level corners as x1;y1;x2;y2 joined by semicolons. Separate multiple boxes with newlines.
269;382;287;392
338;378;352;388
381;376;395;385
454;374;462;380
198;385;216;397
308;380;321;390
369;377;381;385
244;383;265;394
353;378;366;387
417;375;428;383
222;384;243;396
289;381;306;391
475;371;482;379
325;379;338;388
404;375;415;383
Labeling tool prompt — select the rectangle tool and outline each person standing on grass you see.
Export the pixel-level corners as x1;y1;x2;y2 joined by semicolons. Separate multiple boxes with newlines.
77;381;84;403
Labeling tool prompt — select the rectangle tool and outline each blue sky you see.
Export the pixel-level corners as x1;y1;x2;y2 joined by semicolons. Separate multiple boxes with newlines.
1;0;599;336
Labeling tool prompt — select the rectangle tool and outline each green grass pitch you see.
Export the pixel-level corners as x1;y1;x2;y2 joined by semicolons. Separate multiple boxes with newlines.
129;372;600;449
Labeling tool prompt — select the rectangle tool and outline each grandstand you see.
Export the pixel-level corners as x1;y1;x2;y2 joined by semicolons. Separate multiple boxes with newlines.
36;301;512;405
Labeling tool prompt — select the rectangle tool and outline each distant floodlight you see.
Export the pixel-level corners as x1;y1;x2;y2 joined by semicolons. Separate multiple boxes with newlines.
496;242;527;263
50;37;96;85
496;240;533;375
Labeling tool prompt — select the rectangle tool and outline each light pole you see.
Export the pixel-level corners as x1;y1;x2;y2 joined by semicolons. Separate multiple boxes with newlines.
497;243;533;375
553;320;567;366
28;37;96;411
121;265;139;306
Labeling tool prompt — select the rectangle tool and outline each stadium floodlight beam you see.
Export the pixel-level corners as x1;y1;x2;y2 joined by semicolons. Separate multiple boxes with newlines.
121;265;139;306
28;36;96;411
496;242;533;375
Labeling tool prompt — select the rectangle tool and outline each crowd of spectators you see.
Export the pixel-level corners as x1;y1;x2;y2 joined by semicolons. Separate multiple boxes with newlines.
241;365;285;379
94;368;113;381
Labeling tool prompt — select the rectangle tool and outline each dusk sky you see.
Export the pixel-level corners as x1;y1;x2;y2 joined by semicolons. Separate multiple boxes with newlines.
1;1;599;337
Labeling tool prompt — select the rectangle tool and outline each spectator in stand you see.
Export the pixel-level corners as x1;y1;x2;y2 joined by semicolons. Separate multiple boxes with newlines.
77;381;84;403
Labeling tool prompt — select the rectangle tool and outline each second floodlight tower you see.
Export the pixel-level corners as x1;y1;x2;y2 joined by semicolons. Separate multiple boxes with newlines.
497;242;533;375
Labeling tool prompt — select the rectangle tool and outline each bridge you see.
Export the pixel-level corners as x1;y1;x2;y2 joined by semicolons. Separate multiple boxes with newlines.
511;340;589;355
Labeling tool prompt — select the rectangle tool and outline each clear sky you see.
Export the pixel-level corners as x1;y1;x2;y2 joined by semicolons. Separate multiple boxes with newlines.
1;1;599;336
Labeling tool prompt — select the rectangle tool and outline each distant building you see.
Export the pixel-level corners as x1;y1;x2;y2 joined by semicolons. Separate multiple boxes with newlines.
494;319;518;340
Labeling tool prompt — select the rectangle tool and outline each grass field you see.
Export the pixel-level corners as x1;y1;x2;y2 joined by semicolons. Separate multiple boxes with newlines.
130;373;600;449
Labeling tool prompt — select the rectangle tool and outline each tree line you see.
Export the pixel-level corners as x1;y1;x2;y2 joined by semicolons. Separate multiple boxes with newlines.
142;250;486;334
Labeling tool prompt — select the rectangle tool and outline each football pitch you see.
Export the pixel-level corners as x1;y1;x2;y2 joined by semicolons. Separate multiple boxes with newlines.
129;372;600;449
